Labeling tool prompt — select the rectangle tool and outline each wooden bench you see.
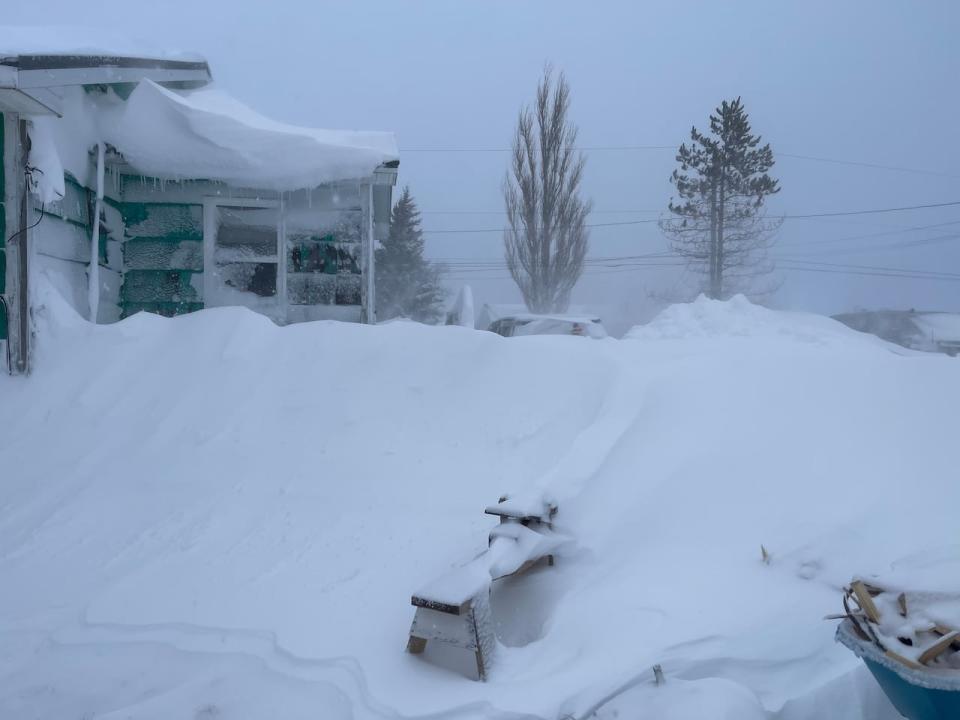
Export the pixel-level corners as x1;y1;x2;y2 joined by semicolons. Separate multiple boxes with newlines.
406;558;496;681
406;496;563;681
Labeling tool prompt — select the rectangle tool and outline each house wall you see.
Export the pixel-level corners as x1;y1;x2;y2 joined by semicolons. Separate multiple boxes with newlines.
31;174;123;323
119;178;369;323
21;158;384;328
0;112;6;341
116;182;205;318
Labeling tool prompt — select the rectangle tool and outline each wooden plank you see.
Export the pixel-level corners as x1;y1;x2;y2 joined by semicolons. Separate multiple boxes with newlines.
885;649;924;670
851;581;881;623
918;631;960;665
410;595;470;616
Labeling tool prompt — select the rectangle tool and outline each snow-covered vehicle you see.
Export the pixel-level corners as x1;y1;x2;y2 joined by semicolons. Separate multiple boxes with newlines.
487;314;607;339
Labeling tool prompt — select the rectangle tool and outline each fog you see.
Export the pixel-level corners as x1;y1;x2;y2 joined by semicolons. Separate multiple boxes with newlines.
13;0;960;329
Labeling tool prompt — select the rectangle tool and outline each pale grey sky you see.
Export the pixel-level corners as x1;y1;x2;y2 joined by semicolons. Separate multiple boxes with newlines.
11;0;960;326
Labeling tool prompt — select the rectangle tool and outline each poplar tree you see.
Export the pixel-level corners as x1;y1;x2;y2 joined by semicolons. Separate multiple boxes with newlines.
504;67;592;313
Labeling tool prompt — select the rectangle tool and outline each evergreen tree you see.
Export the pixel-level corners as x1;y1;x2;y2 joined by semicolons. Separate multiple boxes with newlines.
661;98;781;300
375;187;445;323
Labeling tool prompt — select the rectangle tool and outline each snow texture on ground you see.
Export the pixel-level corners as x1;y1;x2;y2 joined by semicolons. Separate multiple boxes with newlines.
2;286;957;719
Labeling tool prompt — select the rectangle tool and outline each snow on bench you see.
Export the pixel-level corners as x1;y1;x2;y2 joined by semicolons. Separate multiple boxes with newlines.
407;494;567;680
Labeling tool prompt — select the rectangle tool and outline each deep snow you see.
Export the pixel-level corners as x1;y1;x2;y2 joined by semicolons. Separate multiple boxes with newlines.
2;288;959;719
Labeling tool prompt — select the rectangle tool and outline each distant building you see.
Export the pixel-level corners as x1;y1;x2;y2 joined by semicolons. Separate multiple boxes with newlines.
833;310;960;356
1;30;398;374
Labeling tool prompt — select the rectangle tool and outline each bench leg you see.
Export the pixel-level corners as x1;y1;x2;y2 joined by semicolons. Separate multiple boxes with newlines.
475;648;487;681
407;636;427;654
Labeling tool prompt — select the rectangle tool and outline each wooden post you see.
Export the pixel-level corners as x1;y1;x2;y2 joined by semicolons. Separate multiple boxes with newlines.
406;636;427;654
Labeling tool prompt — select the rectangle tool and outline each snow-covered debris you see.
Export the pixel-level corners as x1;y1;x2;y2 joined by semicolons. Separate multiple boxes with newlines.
1;288;958;720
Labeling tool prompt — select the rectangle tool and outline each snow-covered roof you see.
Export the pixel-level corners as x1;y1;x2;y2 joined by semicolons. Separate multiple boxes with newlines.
0;25;204;61
101;81;398;190
1;26;212;116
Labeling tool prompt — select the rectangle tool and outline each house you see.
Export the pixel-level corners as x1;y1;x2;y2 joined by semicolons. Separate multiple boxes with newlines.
1;30;398;374
833;310;960;356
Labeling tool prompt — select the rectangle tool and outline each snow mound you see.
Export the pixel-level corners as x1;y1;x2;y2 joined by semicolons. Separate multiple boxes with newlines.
626;294;889;347
2;284;958;720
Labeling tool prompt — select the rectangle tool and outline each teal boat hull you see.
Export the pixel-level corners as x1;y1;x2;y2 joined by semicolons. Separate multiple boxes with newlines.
837;620;960;720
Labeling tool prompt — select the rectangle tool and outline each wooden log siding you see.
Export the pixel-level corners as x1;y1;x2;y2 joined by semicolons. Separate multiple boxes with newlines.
119;201;204;318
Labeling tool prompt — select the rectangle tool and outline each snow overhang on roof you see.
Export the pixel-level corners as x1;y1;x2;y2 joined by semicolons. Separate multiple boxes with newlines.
0;26;212;116
101;80;399;191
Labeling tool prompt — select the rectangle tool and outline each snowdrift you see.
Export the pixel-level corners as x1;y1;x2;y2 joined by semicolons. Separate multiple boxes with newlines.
1;291;958;720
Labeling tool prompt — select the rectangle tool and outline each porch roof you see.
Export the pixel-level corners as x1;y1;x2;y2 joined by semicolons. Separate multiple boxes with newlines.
0;26;212;116
101;80;399;191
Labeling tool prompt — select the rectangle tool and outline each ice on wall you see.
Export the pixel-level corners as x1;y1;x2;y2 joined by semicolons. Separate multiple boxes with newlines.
287;273;336;305
27;118;66;204
123;204;203;241
216;263;277;298
123;240;203;272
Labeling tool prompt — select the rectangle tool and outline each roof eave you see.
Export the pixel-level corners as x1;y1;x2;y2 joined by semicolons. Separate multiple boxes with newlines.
0;53;212;91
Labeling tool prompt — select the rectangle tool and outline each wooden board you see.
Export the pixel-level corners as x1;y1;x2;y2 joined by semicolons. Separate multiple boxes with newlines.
885;649;924;670
851;581;881;623
411;595;470;616
918;631;960;665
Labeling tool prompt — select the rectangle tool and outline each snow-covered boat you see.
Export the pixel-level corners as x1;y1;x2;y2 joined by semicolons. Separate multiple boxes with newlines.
837;619;960;720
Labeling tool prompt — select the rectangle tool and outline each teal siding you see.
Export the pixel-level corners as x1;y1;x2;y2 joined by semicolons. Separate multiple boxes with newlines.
120;201;204;318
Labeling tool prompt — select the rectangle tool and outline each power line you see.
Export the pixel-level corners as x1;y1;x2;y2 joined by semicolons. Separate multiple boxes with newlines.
420;209;661;216
403;145;960;179
421;200;960;235
777;219;960;249
440;251;960;279
404;145;675;152
776;258;960;279
778;153;960;180
784;200;960;219
776;264;960;282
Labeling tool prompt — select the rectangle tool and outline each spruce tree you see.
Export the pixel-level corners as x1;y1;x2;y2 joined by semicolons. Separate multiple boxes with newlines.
375;187;445;323
661;98;781;300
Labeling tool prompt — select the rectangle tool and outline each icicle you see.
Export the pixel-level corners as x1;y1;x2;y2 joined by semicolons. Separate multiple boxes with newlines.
88;142;105;324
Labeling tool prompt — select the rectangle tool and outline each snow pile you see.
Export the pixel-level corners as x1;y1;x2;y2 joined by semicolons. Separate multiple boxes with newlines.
2;288;959;720
626;293;891;348
101;80;398;189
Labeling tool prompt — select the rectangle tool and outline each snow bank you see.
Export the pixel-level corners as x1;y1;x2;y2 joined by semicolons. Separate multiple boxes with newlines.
627;293;893;348
2;290;958;720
